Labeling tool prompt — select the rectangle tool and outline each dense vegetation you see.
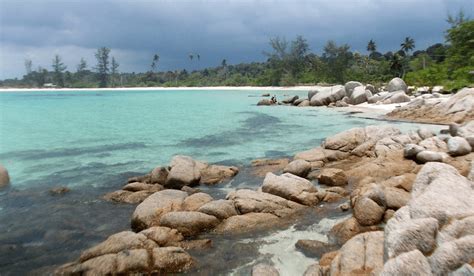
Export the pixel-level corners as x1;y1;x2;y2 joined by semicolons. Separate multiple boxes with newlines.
2;13;472;90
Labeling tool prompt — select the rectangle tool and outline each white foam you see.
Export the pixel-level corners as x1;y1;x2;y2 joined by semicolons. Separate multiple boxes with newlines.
231;215;349;275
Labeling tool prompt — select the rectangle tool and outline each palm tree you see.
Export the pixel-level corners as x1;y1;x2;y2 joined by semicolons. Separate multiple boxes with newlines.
400;37;415;54
196;54;200;61
189;54;194;61
390;53;404;77
151;54;160;72
367;39;376;53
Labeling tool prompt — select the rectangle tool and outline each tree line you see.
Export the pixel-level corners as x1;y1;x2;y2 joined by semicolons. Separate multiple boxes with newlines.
1;11;472;91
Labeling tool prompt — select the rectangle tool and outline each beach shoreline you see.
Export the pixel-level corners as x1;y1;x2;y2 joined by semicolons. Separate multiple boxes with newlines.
0;85;322;92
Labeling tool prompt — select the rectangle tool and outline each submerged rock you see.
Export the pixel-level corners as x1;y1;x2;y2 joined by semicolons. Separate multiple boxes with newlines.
49;186;70;196
252;263;280;276
295;239;333;258
0;164;10;189
257;99;276;106
251;158;289;177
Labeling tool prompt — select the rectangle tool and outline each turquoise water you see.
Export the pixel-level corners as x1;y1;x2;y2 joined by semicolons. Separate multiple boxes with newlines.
0;89;417;189
0;89;425;274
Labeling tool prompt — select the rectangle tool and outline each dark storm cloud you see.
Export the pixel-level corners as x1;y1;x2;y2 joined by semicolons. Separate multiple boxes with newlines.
0;0;472;79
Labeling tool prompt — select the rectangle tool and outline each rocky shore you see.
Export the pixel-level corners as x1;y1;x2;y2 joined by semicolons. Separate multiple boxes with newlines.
53;115;474;275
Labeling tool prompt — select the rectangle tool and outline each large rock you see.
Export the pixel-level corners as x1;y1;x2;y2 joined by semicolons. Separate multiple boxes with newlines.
261;173;318;206
350;86;369;105
226;189;304;217
323;125;401;152
387;77;407;93
382;91;411;104
197;199;239;220
295;239;333;258
257;99;276;106
381;250;433;276
328;217;380;245
139;226;184;246
381;162;474;274
309;85;346;106
214;212;279;234
200;164;239;185
317;168;347;186
165;156;201;189
384;187;410;209
131;189;188;231
151;247;195;273
329;231;385;275
353;196;385;226
251;158;289;177
388;88;474;124
283;159;311;177
416;150;448;164
252;264;280;276
409;162;474;225
182;192;213;211
159;211;219;236
344;81;363;97
447;136;472;156
282;95;299;104
79;231;154;262
0;164;10;188
294;147;349;163
150;166;169;184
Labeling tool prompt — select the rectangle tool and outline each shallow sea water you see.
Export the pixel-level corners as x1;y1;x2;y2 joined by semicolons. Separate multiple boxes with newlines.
0;89;436;274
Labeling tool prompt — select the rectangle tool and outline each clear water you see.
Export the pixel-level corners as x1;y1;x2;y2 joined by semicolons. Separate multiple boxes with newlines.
0;89;431;274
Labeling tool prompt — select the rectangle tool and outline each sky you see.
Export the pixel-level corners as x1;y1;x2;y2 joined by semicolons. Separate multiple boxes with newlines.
0;0;473;79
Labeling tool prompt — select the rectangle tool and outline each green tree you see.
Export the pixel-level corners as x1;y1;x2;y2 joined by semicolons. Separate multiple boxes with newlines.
111;57;120;87
52;54;67;87
77;58;87;73
322;40;352;83
447;9;469;28
367;39;377;54
151;54;160;72
445;19;474;71
95;47;111;87
24;59;33;75
400;37;415;55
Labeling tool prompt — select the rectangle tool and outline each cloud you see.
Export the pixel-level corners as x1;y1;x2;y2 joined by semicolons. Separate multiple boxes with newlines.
0;0;473;79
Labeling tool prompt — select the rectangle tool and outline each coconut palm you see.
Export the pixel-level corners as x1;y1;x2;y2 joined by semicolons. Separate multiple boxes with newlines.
151;54;160;72
189;54;194;61
400;37;415;54
367;39;377;53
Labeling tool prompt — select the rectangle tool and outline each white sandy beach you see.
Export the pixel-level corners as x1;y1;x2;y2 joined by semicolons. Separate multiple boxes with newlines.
0;85;323;92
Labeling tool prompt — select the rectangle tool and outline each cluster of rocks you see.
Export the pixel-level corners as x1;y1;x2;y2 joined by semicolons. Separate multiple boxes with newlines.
257;77;415;107
403;121;473;164
0;163;10;189
388;87;474;124
304;162;474;276
104;155;239;204
58;156;344;274
56;123;474;275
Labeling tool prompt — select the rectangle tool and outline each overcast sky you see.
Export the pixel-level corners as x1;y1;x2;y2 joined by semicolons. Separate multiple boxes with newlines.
0;0;472;79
